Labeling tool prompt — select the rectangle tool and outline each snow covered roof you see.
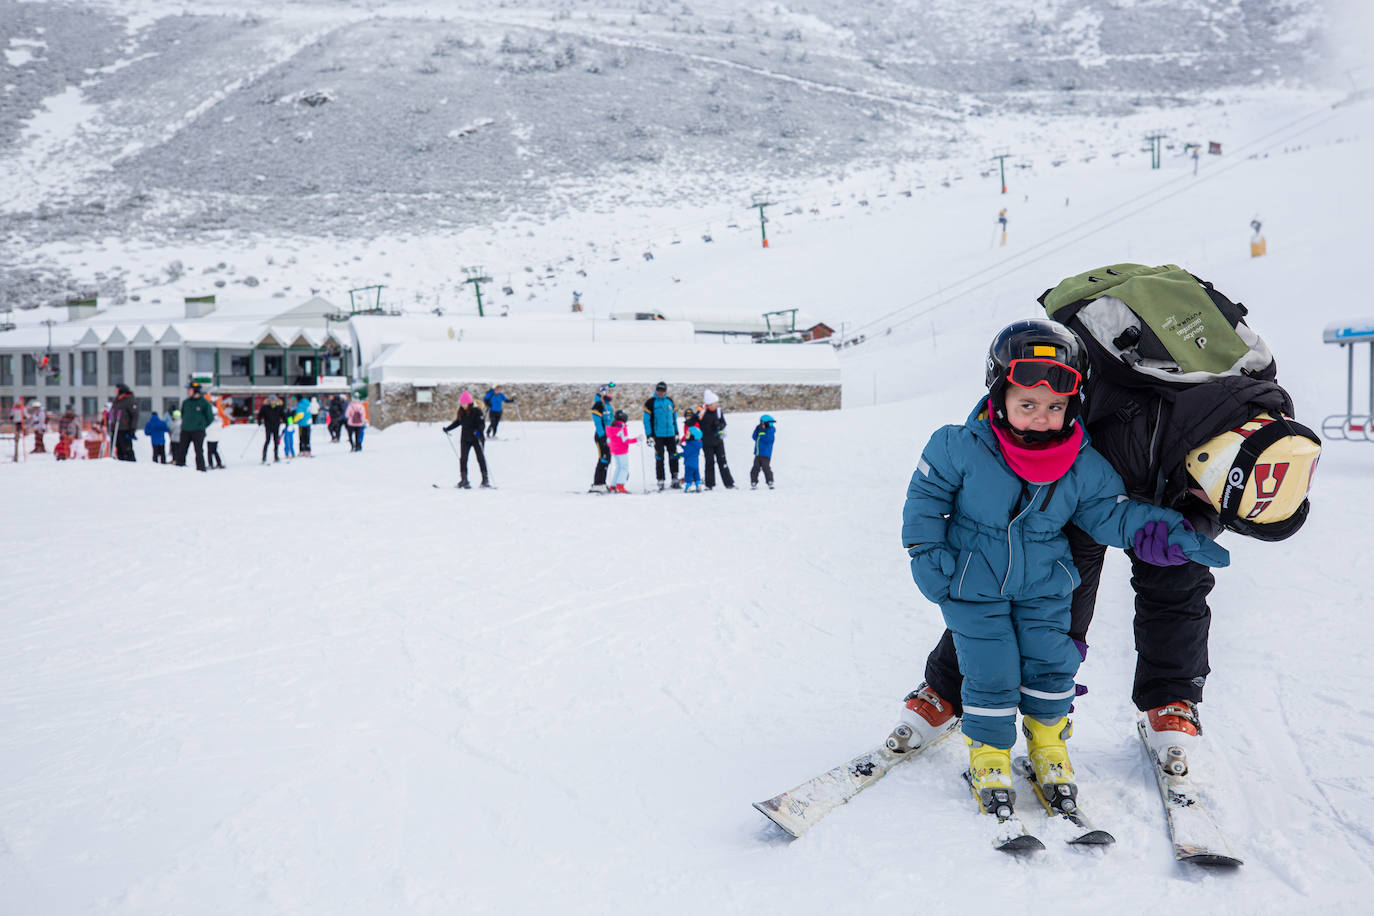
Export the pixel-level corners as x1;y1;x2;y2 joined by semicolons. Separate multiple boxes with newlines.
1323;318;1374;344
368;341;840;387
349;314;696;372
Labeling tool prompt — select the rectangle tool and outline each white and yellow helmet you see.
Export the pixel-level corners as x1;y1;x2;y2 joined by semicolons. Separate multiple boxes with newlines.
1186;413;1321;541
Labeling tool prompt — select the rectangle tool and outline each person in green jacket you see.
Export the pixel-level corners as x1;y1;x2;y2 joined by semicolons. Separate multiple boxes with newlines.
177;382;216;471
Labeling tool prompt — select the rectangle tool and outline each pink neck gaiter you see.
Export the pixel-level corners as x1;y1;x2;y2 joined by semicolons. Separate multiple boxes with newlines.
990;415;1083;483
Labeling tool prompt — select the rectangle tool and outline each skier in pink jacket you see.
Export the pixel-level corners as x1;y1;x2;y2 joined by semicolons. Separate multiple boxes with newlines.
605;410;638;493
345;394;368;451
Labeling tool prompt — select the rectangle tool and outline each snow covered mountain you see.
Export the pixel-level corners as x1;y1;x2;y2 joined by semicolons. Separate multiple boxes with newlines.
0;0;1353;311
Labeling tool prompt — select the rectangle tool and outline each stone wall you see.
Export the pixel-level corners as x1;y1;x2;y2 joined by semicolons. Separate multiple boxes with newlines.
371;381;840;427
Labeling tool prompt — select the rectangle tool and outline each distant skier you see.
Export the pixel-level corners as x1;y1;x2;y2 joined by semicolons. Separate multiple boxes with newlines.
749;415;776;490
144;411;170;463
605;409;639;494
205;398;225;469
442;391;490;488
642;381;681;489
327;394;347;443
258;394;285;463
898;319;1228;821
345;393;368;451
483;384;514;438
111;384;139;461
697;390;734;490
291;395;313;456
168;410;184;465
589;383;615;492
679;426;703;493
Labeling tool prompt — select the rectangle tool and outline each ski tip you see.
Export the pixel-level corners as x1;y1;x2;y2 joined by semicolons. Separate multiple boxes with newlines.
997;833;1046;853
1070;830;1116;846
1180;851;1244;867
752;800;804;839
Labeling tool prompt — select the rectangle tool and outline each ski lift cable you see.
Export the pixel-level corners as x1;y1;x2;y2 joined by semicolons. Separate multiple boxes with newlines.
843;104;1341;343
870;108;1342;341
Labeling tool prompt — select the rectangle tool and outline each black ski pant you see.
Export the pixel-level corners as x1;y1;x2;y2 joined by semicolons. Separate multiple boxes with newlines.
920;524;1215;716
330;418;344;442
460;435;488;483
115;431;136;462
207;441;224;468
592;435;610;486
652;436;680;481
152;443;167;463
179;430;207;471
487;411;503;437
750;455;773;486
702;439;733;488
299;425;312;454
262;426;281;461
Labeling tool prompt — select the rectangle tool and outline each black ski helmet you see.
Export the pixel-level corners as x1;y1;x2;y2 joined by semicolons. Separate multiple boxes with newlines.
985;319;1089;443
613;409;628;422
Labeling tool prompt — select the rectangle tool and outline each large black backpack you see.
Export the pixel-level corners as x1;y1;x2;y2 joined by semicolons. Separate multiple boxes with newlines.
1039;263;1318;541
1039;263;1275;389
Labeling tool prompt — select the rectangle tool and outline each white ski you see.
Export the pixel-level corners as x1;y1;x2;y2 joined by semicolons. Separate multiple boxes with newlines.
753;720;957;838
1136;718;1242;866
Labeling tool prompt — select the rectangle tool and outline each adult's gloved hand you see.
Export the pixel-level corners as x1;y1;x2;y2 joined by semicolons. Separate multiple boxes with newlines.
1133;520;1188;566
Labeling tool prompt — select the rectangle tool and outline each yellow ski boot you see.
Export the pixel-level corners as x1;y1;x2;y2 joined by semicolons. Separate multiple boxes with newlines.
1022;716;1078;814
965;735;1016;819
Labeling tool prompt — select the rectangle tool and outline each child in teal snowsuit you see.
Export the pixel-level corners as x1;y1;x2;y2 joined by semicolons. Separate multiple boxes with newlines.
679;427;703;492
902;320;1229;812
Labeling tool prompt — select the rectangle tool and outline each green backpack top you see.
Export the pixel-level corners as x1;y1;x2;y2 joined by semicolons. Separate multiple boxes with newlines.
1040;263;1274;384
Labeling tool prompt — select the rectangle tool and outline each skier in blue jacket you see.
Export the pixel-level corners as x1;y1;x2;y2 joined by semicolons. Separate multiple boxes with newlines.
143;412;170;463
483;385;515;438
902;320;1229;821
749;415;776;489
642;381;680;489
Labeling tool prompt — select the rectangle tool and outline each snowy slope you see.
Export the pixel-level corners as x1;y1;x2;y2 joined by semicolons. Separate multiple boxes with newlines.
4;95;1374;915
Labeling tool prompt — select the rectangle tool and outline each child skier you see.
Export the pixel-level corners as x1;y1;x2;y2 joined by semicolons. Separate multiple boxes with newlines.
605;409;639;494
750;415;776;489
679;426;703;493
902;319;1229;825
283;416;297;458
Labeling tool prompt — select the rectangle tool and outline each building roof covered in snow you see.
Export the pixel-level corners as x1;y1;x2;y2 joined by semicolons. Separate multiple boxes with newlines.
368;341;839;387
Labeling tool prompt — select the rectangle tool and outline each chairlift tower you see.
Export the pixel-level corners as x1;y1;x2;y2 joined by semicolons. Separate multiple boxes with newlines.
463;267;493;317
751;194;773;248
991;150;1012;194
1145;131;1167;170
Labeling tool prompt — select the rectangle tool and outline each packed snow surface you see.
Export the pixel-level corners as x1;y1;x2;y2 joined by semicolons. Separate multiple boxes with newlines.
3;2;1374;913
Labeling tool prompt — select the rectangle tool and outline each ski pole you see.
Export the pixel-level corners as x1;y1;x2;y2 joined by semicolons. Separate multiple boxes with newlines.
108;414;120;460
638;436;649;493
239;423;261;459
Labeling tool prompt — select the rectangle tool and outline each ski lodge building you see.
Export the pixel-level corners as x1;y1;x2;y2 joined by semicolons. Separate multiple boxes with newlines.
1;295;841;427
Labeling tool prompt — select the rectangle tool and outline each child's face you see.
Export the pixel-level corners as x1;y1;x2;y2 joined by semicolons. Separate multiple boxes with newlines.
1005;383;1068;436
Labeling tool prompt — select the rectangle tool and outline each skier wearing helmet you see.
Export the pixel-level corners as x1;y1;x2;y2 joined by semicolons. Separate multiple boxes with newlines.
897;319;1229;828
588;383;615;492
750;415;777;489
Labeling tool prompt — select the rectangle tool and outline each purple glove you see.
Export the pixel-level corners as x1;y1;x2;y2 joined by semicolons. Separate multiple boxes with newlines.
1132;520;1188;566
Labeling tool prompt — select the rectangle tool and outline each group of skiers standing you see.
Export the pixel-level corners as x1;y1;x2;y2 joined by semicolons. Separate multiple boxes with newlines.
254;392;369;465
590;381;777;494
